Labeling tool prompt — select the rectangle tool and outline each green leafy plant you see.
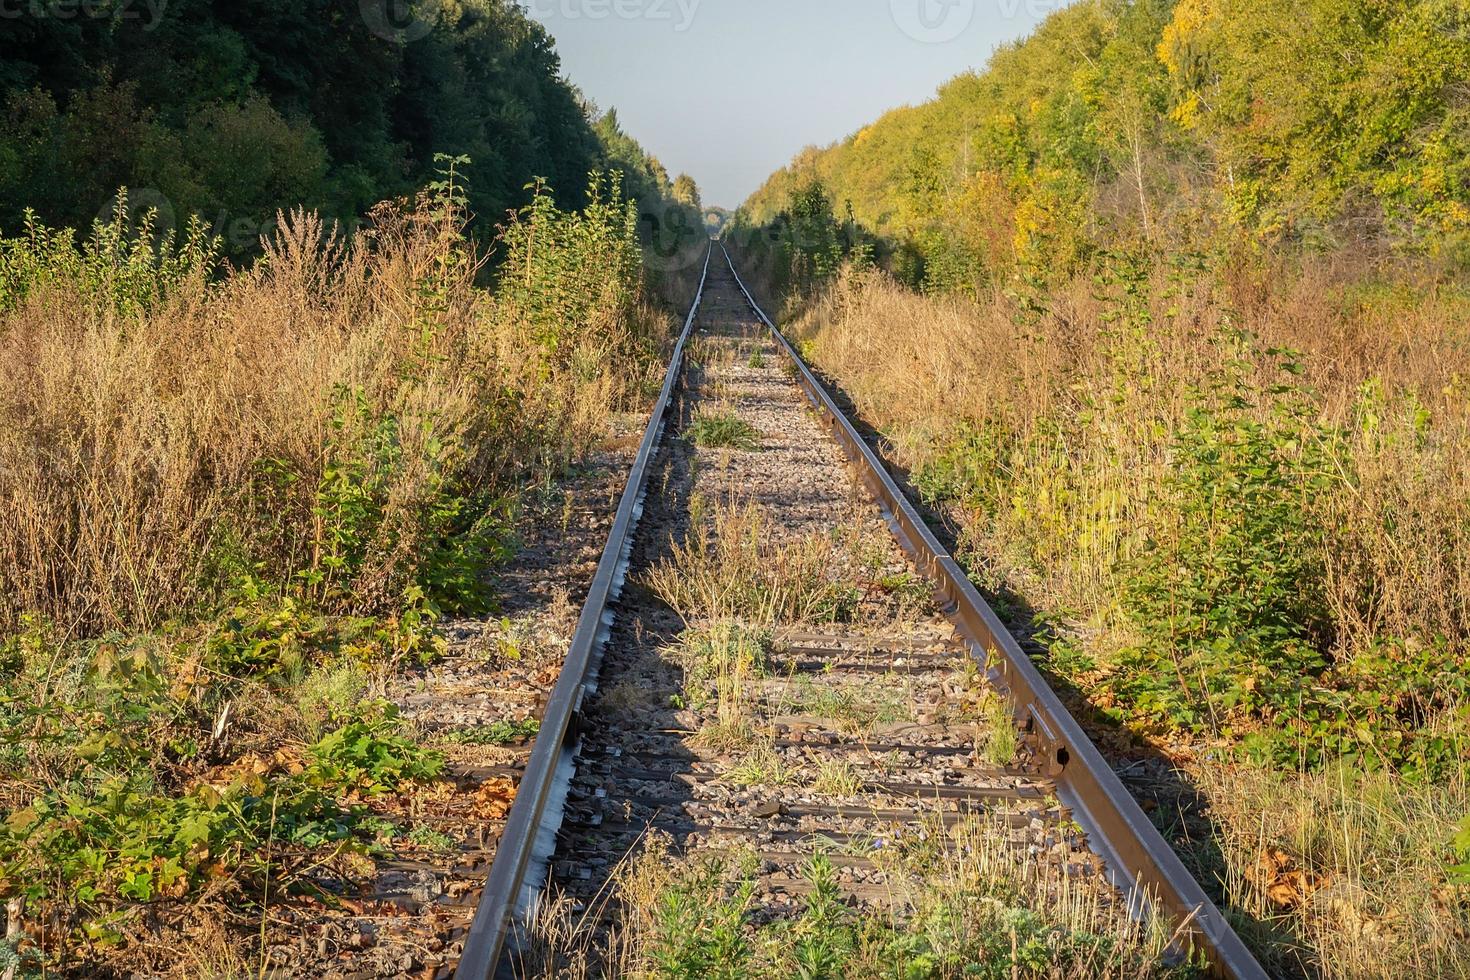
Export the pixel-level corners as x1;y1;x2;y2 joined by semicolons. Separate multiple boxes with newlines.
0;200;218;315
498;172;645;364
306;705;444;797
1451;815;1470;883
405;825;456;854
437;719;541;746
1112;337;1332;742
648;862;756;979
788;855;857;979
0;699;441;945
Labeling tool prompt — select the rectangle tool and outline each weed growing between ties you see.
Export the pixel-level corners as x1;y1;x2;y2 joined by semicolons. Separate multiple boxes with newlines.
974;689;1021;767
0;167;670;970
645;500;859;626
678;623;772;748
686;408;763;451
524;822;1198;979
771;672;915;738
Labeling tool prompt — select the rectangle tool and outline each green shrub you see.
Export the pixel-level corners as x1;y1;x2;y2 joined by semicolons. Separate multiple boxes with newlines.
0;693;439;944
0;200;217;314
1112;338;1332;736
497;172;644;364
297;384;512;616
913;418;1014;518
785;855;856;978
649;862;755;978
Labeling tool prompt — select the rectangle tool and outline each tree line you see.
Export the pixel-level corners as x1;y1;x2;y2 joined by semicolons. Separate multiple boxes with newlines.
739;0;1470;293
0;0;703;257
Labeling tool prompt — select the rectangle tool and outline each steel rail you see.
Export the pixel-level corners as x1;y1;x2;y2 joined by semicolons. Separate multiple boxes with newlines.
718;244;1267;980
454;242;713;980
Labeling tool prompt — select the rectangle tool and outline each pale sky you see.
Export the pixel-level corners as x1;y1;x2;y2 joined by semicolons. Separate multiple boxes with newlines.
524;0;1059;208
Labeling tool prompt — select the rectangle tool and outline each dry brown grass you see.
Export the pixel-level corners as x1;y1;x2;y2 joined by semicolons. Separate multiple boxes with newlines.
1195;761;1470;978
644;498;849;626
789;261;1470;652
0;194;677;975
520;818;1192;979
781;257;1470;977
0;202;668;636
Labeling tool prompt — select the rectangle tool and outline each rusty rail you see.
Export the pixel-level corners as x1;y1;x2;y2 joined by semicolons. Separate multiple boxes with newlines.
453;243;712;980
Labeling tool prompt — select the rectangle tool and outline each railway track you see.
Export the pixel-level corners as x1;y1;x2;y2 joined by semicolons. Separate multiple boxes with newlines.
451;244;1268;979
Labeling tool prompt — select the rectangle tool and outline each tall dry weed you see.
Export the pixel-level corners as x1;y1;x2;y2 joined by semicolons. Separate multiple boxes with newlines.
785;256;1470;977
0;192;665;635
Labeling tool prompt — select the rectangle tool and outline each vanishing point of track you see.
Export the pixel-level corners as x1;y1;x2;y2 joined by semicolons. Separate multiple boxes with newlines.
450;243;1269;980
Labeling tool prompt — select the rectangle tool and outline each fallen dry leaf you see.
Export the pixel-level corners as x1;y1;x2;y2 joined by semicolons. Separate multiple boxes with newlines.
273;746;306;776
472;778;517;820
196;752;273;794
417;780;458;804
1250;846;1330;909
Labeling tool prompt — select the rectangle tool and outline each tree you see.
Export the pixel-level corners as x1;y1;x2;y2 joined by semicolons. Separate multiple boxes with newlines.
673;174;701;210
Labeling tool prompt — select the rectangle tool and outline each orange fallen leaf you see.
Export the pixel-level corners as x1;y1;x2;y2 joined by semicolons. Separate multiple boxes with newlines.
1250;847;1329;909
273;746;306;776
472;778;517;820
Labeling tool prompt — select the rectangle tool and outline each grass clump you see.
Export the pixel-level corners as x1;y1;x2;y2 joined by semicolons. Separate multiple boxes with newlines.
777;674;914;738
808;759;864;797
679;623;771;732
646;501;856;625
974;690;1019;767
723;739;796;787
686;409;762;451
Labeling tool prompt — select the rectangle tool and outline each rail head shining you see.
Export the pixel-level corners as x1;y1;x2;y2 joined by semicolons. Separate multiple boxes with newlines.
454;243;713;980
717;244;1267;980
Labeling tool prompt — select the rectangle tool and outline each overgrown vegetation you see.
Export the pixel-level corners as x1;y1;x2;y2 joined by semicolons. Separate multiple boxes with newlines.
0;157;674;969
742;252;1470;973
730;0;1470;972
645;499;858;626
788;259;1470;777
531;824;1198;979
